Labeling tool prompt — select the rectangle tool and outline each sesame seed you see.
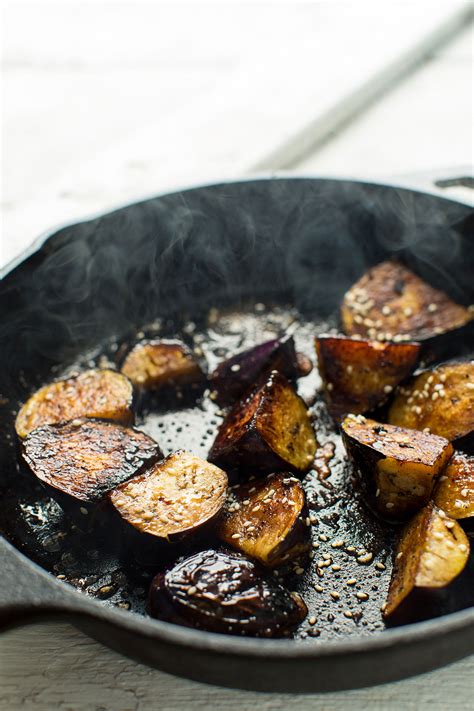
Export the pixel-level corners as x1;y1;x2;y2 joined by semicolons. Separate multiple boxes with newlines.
331;564;341;571
382;306;391;315
459;544;468;553
319;534;328;541
356;592;369;601
331;539;345;548
315;585;324;592
322;553;331;560
230;364;240;372
343;610;353;618
383;385;393;394
188;586;197;595
231;533;241;539
330;591;340;600
295;567;305;575
326;383;333;392
375;562;386;571
346;579;357;585
461;488;469;497
346;365;353;374
396;552;403;560
445;521;455;529
466;383;474;391
308;616;317;625
404;307;413;316
312;541;320;549
80;507;88;515
357;552;373;564
427;303;438;313
386;502;394;509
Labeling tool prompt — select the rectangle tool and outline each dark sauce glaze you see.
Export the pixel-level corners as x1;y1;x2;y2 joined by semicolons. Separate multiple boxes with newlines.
1;304;470;639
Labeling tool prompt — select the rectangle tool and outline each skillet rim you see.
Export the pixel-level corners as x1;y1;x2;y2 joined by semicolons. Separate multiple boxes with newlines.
1;173;473;660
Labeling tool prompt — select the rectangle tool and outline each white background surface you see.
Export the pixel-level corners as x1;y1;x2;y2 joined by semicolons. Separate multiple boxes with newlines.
1;2;473;709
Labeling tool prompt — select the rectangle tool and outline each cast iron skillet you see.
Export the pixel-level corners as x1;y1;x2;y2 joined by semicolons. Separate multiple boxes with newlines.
0;175;473;693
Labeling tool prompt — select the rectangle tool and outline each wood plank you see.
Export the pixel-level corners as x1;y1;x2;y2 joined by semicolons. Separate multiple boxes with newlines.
0;623;473;711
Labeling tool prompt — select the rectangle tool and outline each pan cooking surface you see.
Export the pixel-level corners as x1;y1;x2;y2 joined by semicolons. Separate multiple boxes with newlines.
0;302;407;641
0;176;472;649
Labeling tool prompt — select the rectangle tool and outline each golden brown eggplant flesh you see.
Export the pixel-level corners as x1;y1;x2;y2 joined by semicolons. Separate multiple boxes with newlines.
148;548;307;636
388;360;474;443
340;260;473;343
432;452;474;519
22;418;162;511
217;472;310;567
209;336;311;406
384;502;470;623
120;340;204;390
315;335;420;419
15;369;134;439
110;451;228;544
341;415;453;520
208;370;317;475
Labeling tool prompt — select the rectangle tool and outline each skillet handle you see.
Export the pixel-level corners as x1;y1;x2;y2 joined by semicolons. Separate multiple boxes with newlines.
0;536;80;632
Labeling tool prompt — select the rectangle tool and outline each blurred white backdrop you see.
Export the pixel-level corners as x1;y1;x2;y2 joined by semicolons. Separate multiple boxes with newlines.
2;1;472;266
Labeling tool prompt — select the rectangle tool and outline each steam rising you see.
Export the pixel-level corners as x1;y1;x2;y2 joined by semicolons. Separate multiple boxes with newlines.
0;177;472;404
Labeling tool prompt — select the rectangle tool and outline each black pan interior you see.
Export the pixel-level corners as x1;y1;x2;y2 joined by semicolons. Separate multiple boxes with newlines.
0;177;473;642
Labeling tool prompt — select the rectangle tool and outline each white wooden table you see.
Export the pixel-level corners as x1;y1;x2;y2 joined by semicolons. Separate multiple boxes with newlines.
1;4;473;709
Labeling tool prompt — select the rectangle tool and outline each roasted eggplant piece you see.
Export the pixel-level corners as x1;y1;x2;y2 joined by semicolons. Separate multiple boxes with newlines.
120;340;204;390
341;415;453;521
217;473;310;567
315;335;420;419
432;452;474;520
15;369;134;439
148;548;307;636
110;451;228;545
340;260;473;344
384;502;470;623
22;418;162;515
209;336;311;405
208;371;317;475
388;361;474;444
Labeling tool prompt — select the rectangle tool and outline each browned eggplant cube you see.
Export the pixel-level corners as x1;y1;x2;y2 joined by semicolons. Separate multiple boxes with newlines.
121;340;204;390
148;548;307;636
315;335;420;419
209;336;312;406
22;418;162;515
110;451;228;544
432;453;474;520
388;361;474;443
217;473;310;567
384;502;470;623
340;260;472;343
341;415;453;520
208;371;317;475
15;369;134;439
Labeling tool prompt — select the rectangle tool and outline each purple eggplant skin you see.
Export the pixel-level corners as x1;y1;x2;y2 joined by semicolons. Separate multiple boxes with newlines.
148;548;307;637
209;335;307;406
